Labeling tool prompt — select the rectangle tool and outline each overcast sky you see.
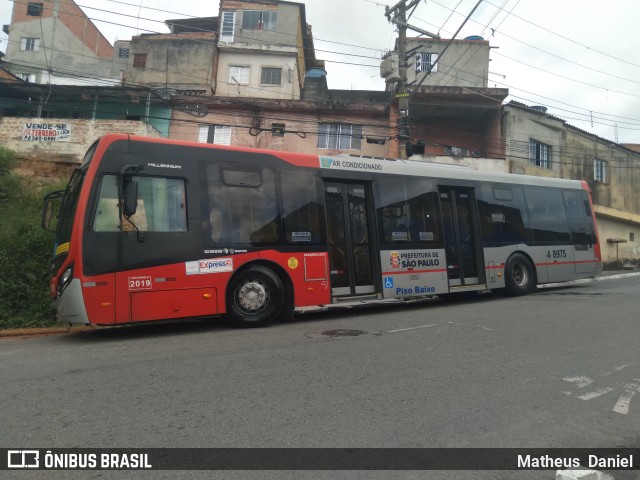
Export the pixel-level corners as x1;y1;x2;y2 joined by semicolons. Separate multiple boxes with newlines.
2;0;640;144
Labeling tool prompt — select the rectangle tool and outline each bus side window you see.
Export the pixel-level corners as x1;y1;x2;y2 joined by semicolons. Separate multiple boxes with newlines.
524;186;570;243
93;175;186;233
477;185;528;245
281;169;324;244
205;164;279;246
374;178;439;245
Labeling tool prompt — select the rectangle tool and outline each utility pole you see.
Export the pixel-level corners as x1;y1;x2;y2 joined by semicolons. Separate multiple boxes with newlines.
385;0;438;159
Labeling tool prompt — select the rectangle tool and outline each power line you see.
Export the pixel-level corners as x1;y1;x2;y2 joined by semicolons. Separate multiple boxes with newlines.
428;0;640;89
482;0;640;71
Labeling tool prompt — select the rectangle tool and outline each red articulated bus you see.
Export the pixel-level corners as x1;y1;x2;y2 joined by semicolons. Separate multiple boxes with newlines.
42;134;601;328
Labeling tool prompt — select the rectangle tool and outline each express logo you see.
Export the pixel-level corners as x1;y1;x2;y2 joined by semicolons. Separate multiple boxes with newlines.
390;251;401;270
199;258;233;273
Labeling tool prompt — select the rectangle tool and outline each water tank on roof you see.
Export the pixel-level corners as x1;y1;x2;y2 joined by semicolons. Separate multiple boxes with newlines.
464;35;484;41
531;105;548;114
305;68;327;79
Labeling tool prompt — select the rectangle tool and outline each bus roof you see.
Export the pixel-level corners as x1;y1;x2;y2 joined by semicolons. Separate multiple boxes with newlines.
100;134;583;191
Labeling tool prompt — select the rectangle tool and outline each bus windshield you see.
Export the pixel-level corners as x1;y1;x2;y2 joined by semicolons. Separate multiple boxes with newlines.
51;143;96;268
53;169;84;256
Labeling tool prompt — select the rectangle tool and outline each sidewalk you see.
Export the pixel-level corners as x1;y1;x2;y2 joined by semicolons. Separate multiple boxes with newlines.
1;269;639;338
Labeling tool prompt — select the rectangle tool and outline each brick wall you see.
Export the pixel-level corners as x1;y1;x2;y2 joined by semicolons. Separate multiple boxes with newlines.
0;118;162;177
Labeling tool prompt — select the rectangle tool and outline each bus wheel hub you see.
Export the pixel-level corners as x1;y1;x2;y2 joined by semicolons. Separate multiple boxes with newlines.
238;281;268;311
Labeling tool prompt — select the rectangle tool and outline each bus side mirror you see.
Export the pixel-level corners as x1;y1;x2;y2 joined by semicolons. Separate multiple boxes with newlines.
123;181;138;217
41;190;64;231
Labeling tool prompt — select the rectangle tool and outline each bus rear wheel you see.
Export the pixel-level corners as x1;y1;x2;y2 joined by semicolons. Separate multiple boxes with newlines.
227;265;284;327
504;253;535;296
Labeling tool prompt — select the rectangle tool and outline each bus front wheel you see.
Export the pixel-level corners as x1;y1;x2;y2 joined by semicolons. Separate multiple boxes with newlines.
227;266;284;327
504;253;536;296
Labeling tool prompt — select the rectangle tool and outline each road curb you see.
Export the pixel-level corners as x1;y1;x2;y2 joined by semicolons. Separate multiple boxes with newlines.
540;270;640;289
0;326;93;338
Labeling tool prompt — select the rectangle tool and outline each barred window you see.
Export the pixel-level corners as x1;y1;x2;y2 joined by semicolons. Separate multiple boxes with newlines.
529;139;551;169
242;10;277;31
229;65;250;84
594;158;608;183
416;52;439;73
261;67;282;85
317;123;363;150
198;125;232;146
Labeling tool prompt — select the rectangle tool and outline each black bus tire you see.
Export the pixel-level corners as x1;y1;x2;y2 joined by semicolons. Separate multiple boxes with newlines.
227;265;284;327
504;253;535;296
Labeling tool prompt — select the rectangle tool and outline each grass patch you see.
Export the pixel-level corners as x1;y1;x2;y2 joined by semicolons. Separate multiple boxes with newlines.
0;147;66;329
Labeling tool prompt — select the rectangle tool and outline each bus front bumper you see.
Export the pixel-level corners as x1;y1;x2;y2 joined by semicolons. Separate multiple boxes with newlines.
53;279;90;325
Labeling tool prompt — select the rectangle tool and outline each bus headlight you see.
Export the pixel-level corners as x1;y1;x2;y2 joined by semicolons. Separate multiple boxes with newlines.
58;264;74;296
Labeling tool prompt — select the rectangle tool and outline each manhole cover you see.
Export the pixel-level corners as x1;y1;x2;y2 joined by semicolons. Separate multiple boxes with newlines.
305;329;383;339
322;329;367;337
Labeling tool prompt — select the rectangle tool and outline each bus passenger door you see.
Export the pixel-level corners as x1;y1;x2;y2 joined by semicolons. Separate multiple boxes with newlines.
439;187;484;287
324;182;377;298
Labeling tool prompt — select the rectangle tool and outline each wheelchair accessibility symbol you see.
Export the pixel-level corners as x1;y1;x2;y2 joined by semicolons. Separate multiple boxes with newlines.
384;277;394;289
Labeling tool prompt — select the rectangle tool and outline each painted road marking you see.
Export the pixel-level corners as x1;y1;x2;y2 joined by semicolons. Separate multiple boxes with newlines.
561;364;638;414
387;324;439;333
612;381;640;415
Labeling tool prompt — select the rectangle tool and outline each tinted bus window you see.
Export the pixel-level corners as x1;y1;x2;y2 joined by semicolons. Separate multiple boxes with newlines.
93;175;187;232
281;169;324;244
563;189;594;249
563;190;587;223
375;177;440;245
477;184;529;245
206;165;279;245
524;186;570;243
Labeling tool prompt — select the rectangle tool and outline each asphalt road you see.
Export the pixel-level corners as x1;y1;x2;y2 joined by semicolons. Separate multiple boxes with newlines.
2;275;640;480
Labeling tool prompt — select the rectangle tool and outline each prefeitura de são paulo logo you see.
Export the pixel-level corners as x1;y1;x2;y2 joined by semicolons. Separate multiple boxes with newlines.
390;251;401;270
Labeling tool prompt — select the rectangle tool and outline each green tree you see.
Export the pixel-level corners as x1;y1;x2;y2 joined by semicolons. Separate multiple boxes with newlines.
0;147;62;329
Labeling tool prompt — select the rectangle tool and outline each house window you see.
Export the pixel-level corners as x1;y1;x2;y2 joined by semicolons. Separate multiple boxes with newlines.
20;37;40;51
630;232;635;242
529;139;551;169
261;67;281;85
198;125;232;146
118;48;130;59
317;123;363;150
133;53;147;68
229;65;250;84
415;52;439;73
27;3;43;16
594;158;608;183
220;11;235;42
242;10;277;31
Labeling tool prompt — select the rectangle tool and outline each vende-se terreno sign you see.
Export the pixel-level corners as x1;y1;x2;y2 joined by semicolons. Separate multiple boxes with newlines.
22;123;71;142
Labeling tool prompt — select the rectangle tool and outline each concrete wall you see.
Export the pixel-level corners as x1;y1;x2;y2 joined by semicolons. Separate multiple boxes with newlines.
595;214;640;265
503;105;563;177
408;154;506;173
125;33;217;94
170;105;391;157
562;127;640;216
4;0;114;82
217;1;304;99
381;38;490;89
215;49;300;99
221;1;301;44
0;117;162;176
